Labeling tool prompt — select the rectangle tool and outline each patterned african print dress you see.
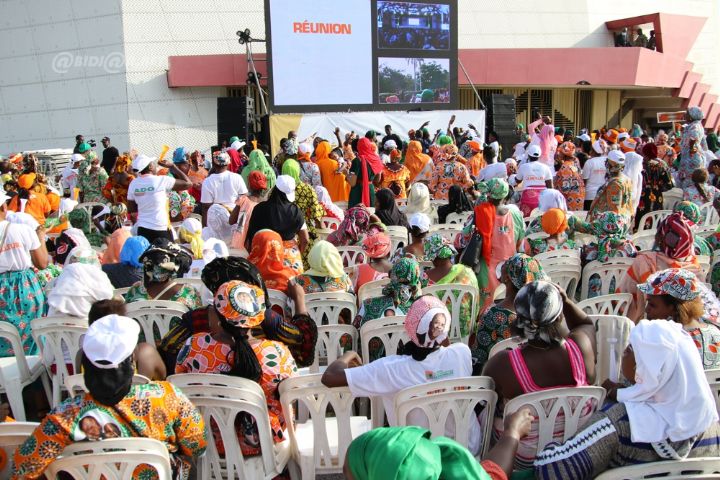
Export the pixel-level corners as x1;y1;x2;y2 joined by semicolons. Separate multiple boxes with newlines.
472;306;516;373
555;159;585;211
426;265;479;339
124;283;203;309
291;273;353;294
78;168;109;204
175;333;297;456
294;183;325;270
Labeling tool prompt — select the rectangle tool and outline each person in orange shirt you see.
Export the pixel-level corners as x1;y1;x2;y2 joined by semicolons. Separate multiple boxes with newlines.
464;141;486;178
8;173;52;225
315;140;349;202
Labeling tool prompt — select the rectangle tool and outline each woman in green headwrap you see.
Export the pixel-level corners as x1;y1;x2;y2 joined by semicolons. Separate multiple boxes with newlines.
67;207;106;248
77;151;109;204
241;149;276;192
708;131;720;155
283;159;324;269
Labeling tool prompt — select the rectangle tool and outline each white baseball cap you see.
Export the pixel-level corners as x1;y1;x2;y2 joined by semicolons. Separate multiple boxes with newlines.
384;140;398;150
607;150;626;164
298;143;313;155
276;175;296;202
409;212;431;233
82;315;140;369
526;144;541;158
132;154;155;172
576;134;592;142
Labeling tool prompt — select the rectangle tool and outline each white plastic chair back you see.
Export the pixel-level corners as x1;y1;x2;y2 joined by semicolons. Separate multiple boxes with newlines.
279;374;371;479
174;277;204;288
573;233;597;248
503;386;606;460
696;225;719;241
571;211;588;222
446;212;470;225
700;202;720;226
267;288;291;319
394;377;497;458
542;264;581;299
705;368;720;413
334;201;348;211
632;230;656;251
75;202;106;219
64;374;150;397
423;283;480;343
386;225;408;254
168;373;289;479
315;227;334;242
45;438;172;480
320;217;341;230
336;246;367;268
357;278;390;305
429;224;463;243
662;188;683;210
525;232;549;242
0;422;39;480
590;315;634;384
580;258;634;300
30;316;88;407
493;284;506;301
125;300;189;344
576;293;633;317
488;336;524;359
594;457;720;479
304;292;357;326
534;248;581;265
113;287;130;297
697;254;712;282
310;325;358;374
637;209;672;233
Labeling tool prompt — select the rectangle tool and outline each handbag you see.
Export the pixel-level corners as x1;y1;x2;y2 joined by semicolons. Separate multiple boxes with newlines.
459;206;484;274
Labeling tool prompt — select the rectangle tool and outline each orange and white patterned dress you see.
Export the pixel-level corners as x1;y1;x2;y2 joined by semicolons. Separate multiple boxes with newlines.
175;333;297;455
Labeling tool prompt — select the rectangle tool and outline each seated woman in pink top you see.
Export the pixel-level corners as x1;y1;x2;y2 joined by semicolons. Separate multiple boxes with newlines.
348;233;392;293
483;280;597;470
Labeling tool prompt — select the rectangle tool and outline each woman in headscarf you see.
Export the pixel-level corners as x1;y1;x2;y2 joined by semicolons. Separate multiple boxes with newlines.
582;211;637;263
636;142;674;229
348;232;392;292
102;154;134;204
102;235;150;288
429;144;473;201
246;175;308;268
186;150;208;203
175;280;298;456
457;179;524;309
392;212;430;262
424;233;479;339
538;124;558;169
623;145;644;213
99;203;130;265
288;240;353;294
554;141;585;211
292;178;325;269
67;207;106;247
0;196;49;357
314;185;344;222
178;217;205;271
618;212;704;321
374;188;409;228
655;131;676;164
47;247;114;318
229;170;266;253
587;150;633;223
683;167;720;206
471;254;548;373
293;142;320;187
247;229;303;292
378;149;411;199
52;227;91;265
77;151;109;204
327;205;383;247
483;281;596;470
7;173;52;225
167;153;196;222
674;200;713;256
535;320;720;480
346;137;384;208
437;184;472;224
241;148;276;193
404;139;434;184
525;188;577;235
124;239;202;308
404;182;437;222
315;140;350;202
521;208;576;256
678;106;709;187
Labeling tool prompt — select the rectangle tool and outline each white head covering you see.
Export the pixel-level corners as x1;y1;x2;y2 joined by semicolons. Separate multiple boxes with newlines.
617;320;718;444
538;189;568;213
202;238;229;263
314;185;344;221
202;204;233;243
404;182;434;217
47;263;114;318
624;152;644;211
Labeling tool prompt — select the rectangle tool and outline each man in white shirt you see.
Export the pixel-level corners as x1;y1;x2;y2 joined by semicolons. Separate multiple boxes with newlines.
200;152;248;226
582;141;608;210
478;147;509;182
126;154;192;243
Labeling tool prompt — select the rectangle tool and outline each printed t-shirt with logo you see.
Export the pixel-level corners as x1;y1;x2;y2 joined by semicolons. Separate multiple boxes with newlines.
582;156;608;200
0;221;39;273
127;175;176;231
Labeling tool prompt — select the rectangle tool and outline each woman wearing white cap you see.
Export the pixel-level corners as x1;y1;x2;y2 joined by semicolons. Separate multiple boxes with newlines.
127;154;192;244
581;139;608;210
392;212;430;262
586;150;633;224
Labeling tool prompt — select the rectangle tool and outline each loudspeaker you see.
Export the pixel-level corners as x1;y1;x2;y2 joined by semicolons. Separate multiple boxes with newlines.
217;97;255;146
488;94;520;159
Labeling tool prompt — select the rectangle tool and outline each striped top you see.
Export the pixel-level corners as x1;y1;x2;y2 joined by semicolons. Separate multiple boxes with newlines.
509;338;587;393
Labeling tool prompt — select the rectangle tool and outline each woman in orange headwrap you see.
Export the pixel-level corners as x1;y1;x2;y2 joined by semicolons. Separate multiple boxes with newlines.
464;141;485;178
554;141;585;211
404;140;433;183
247;229;303;292
378;149;411;198
102;155;134;204
315;140;349;202
8;173;52;225
521;208;576;255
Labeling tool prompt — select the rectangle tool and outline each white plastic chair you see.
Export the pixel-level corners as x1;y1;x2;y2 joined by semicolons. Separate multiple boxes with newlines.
493;284;506;301
125;300;189;344
304;292;357;326
308;325;358;374
700;202;720;226
488;336;524;359
168;373;290;480
542;264;581;299
385;225;408;255
45;438;172;480
113;287;131;297
279;373;372;480
705;368;720;413
429;224;464;243
534;248;581;265
64;373;151;397
0;323;51;421
320;217;341;230
662;188;683;210
75;202;106;219
637;209;672;233
315;228;334;242
594;457;720;479
334;201;348;211
357;278;390;306
0;422;40;480
423;283;480;343
590;315;634;384
335;246;367;268
576;293;633;317
525;232;549;242
30;315;88;407
503;386;606;461
580;258;634;300
267;289;291;319
697;254;712;282
394;377;497;458
446;212;471;225
570;210;588;222
632;230;656;251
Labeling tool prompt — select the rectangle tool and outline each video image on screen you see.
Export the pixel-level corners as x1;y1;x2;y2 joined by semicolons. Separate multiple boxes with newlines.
377;1;450;50
378;57;450;104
